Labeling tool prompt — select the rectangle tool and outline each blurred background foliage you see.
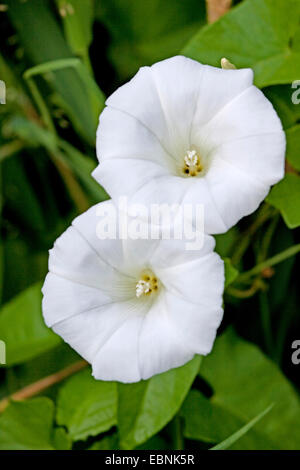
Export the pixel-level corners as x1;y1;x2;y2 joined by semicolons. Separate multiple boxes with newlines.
0;0;300;450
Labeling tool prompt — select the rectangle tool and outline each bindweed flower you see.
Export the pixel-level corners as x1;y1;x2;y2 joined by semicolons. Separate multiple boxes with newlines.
42;201;224;383
93;56;286;234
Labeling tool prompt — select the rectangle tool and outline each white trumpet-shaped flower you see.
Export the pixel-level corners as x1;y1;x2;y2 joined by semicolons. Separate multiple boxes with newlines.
42;201;224;383
93;56;285;234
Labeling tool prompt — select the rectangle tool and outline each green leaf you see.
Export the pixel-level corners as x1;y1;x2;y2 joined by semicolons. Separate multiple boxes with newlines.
286;125;300;171
199;328;300;449
5;344;80;400
183;0;300;88
118;356;201;449
266;173;300;228
52;427;72;450
224;258;239;288
2;153;46;234
0;398;70;450
58;139;109;203
6;116;108;203
0;282;61;366
56;368;117;441
89;433;119;450
23;58;105;131
210;404;274;450
7;0;104;143
264;86;300;129
56;0;94;67
215;226;239;259
181;390;274;449
7;115;57;153
96;0;206;79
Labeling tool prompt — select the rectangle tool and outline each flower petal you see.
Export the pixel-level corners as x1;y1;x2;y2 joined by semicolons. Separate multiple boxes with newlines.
214;132;285;187
105;65;170;152
52;295;148;368
93;158;169;204
150;56;203;157
95;106;173;167
48;225;122;291
42;273;111;327
137;293;195;381
91;314;144;383
205;157;269;232
149;235;216;269
191;65;253;136
165;293;223;355
156;252;224;307
182;179;228;234
195;85;284;151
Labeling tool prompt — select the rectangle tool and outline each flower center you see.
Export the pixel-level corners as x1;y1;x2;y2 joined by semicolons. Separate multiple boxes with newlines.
182;150;203;177
136;272;159;298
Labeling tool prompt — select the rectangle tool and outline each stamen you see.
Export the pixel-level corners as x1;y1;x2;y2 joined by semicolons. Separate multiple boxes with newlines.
182;149;203;177
136;280;151;298
136;272;159;298
184;150;199;167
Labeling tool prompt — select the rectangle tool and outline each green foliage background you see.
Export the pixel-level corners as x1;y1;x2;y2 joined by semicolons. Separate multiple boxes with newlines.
0;0;300;451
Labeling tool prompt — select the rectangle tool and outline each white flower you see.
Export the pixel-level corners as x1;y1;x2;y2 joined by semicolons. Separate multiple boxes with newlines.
42;201;224;383
93;56;285;234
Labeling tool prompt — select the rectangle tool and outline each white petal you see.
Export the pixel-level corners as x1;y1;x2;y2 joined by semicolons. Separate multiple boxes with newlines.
93;158;169;203
206;157;269;232
165;293;223;355
42;273;111;327
191;65;253;135
182;179;228;234
156;252;224;307
150;56;203;156
96;106;173;167
72;201;138;278
137;293;195;380
92;314;144;383
195;85;283;150
48;224;125;292
215;133;285;187
52;296;147;367
149;235;216;269
106;65;170;152
128;174;190;208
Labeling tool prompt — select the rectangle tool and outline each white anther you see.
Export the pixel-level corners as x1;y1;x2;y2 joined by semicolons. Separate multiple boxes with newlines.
136;280;151;298
184;150;199;167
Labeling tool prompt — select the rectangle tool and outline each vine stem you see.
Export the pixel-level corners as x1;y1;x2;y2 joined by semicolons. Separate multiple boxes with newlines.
206;0;232;23
231;204;274;266
0;140;25;163
0;360;88;414
237;244;300;283
226;280;264;299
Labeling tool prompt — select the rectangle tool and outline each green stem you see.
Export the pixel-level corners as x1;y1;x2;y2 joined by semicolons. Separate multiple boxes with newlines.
231;204;274;265
26;78;56;135
259;291;273;357
237;244;300;283
226;281;263;299
172;415;184;450
257;214;280;264
0;140;25;163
